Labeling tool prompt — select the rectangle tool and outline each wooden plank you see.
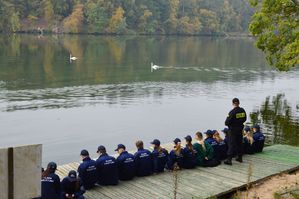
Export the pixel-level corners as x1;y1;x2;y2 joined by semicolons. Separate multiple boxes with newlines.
56;144;299;199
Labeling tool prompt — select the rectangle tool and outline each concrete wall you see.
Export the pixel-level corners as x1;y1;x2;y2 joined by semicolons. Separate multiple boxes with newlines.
0;148;8;199
0;144;42;199
13;144;42;199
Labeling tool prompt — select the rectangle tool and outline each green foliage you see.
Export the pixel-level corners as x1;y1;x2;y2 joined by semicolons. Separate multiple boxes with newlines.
0;0;255;35
249;0;299;71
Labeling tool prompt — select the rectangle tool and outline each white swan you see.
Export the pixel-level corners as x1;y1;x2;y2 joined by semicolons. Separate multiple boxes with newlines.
70;54;77;62
151;62;160;72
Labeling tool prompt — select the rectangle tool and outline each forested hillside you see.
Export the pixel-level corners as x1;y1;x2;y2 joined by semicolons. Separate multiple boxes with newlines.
0;0;254;35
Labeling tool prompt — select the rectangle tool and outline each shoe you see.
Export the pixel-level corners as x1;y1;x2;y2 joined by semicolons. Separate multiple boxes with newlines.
224;159;232;165
235;156;243;163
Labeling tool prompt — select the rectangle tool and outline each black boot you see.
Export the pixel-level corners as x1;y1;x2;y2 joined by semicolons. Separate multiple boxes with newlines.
235;156;243;163
224;158;232;165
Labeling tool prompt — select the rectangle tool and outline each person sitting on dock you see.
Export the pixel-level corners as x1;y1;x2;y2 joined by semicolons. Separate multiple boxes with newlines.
166;138;184;170
213;130;228;160
193;132;220;167
61;170;85;199
134;140;153;177
41;162;61;199
151;139;169;173
96;145;119;185
115;144;136;181
205;130;218;147
182;135;197;169
222;128;229;146
78;149;97;190
252;124;265;153
243;126;255;154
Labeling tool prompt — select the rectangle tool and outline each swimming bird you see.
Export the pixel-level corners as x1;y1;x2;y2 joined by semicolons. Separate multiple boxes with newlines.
151;62;160;72
69;54;77;63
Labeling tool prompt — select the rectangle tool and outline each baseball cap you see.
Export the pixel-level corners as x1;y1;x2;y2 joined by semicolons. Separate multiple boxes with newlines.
184;135;192;142
115;144;126;151
80;149;89;156
97;145;106;153
47;162;57;171
150;139;161;146
173;138;181;144
244;126;251;132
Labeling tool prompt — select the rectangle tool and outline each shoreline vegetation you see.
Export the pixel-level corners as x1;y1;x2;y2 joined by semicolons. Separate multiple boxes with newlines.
0;0;254;35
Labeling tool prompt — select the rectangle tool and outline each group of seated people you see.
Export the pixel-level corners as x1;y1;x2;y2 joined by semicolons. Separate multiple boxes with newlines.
40;125;265;199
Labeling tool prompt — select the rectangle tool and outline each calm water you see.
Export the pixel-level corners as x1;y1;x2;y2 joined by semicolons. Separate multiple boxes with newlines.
0;35;298;165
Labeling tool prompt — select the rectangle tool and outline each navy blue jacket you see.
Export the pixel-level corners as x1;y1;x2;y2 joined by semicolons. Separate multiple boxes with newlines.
243;138;255;154
134;148;153;177
166;149;184;170
182;146;197;169
152;148;168;173
78;157;97;190
253;131;265;153
61;177;85;199
116;151;135;181
96;153;119;185
214;140;228;160
41;172;61;199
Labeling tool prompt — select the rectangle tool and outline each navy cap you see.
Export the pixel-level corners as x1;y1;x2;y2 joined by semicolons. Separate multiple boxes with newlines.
68;170;77;182
68;170;77;178
80;149;89;156
97;145;106;153
253;124;260;130
47;162;57;170
150;139;161;146
115;144;126;151
222;128;229;133
173;138;181;144
212;130;217;135
244;126;251;132
205;130;213;135
184;135;192;142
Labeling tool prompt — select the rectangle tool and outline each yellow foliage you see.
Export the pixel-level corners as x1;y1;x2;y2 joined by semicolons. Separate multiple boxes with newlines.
108;6;125;33
63;4;84;33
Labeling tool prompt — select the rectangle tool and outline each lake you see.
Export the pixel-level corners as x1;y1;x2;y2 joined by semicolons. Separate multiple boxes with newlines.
0;35;298;165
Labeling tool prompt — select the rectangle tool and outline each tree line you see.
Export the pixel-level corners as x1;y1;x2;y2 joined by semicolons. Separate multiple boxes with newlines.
0;0;254;35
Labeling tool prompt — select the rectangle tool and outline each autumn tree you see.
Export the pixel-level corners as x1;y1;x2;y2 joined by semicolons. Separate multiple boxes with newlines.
63;4;84;33
108;6;127;34
249;0;299;71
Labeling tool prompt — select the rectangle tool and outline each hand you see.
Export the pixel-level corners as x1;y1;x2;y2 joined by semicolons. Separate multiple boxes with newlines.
205;157;208;160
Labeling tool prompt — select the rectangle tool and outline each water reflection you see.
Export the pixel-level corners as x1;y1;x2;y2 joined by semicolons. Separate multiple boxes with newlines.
0;34;274;91
250;94;299;146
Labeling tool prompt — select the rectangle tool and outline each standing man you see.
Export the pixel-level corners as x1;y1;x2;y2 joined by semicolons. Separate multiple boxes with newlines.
224;98;247;165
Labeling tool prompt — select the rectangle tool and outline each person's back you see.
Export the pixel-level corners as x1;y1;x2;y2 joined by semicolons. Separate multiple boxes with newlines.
115;144;135;181
61;170;85;199
166;138;184;170
134;140;153;177
151;139;168;173
78;150;97;190
193;132;219;167
41;162;61;199
253;125;265;153
182;135;196;169
96;145;118;185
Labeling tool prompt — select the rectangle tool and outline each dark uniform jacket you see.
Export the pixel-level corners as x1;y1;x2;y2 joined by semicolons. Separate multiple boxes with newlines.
182;147;197;169
253;131;265;153
41;172;61;199
215;140;228;160
61;177;85;199
152;148;168;173
116;151;135;181
166;149;184;170
78;157;97;190
243;138;255;154
134;148;153;177
225;107;247;130
96;153;119;185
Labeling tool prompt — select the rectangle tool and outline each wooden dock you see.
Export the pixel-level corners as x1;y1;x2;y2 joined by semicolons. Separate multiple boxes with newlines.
57;144;299;199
